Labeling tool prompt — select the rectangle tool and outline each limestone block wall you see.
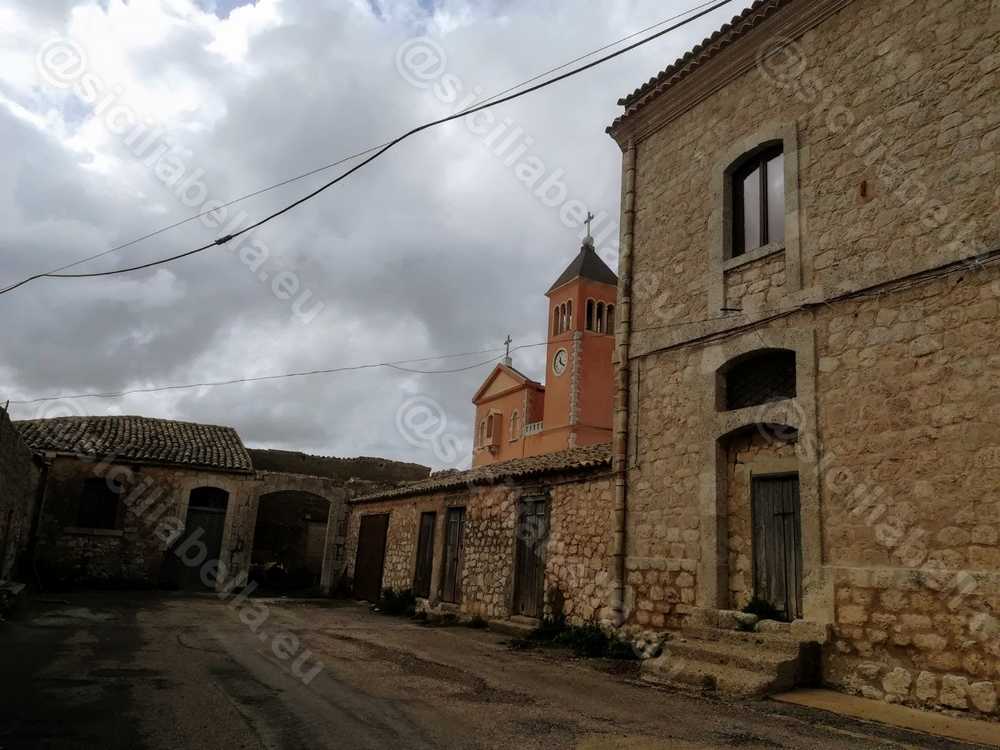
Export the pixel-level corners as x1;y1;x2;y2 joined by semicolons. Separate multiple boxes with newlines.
723;251;787;315
344;470;614;624
36;456;256;587
626;0;1000;331
0;408;39;580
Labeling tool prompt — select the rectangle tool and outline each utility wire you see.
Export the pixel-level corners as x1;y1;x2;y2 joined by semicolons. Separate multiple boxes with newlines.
0;0;736;294
0;0;726;296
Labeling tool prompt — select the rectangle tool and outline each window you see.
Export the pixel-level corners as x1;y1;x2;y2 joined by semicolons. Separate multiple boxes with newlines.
723;349;796;411
76;478;120;529
188;486;229;511
510;410;519;440
552;308;559;336
566;300;573;330
733;145;784;257
479;419;486;446
596;302;605;333
586;299;595;331
606;304;615;335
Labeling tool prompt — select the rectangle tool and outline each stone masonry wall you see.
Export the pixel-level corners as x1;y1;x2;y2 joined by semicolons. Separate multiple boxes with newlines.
344;470;614;624
37;456;256;587
723;251;787;315
619;0;1000;718
0;408;39;580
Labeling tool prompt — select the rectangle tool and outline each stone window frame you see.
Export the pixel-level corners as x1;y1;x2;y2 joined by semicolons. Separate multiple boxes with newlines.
708;121;803;314
697;326;832;625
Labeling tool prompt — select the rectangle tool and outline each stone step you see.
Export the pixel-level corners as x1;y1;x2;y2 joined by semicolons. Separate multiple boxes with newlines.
642;654;783;699
663;636;799;677
488;617;539;639
678;626;804;654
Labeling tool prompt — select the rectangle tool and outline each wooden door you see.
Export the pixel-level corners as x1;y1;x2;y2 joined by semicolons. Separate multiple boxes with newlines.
440;507;465;604
752;475;803;621
413;512;436;599
513;498;548;618
354;514;389;602
174;487;229;590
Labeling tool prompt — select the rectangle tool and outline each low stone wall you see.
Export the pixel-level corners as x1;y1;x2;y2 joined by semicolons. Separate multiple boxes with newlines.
345;468;615;624
0;408;39;580
826;566;1000;717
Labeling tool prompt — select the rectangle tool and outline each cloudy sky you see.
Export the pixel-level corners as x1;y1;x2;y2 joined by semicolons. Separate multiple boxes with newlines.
0;0;753;469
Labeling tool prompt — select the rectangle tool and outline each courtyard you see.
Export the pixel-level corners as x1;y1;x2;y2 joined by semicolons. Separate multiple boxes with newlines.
0;592;989;749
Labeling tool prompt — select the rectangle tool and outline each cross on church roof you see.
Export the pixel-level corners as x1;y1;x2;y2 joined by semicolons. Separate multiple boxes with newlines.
584;211;595;240
503;335;513;366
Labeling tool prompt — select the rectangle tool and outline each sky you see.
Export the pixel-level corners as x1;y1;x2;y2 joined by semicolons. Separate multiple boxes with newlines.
0;0;754;469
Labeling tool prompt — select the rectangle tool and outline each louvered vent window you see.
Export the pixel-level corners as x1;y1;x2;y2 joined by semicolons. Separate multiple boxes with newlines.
725;350;796;411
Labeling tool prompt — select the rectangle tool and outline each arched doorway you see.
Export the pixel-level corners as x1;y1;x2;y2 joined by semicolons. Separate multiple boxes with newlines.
250;491;330;592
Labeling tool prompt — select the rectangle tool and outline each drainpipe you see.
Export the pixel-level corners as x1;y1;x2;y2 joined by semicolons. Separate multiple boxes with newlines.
611;139;637;628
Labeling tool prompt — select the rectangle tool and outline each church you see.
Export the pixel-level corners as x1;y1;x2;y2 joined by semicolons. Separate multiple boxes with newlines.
471;227;617;467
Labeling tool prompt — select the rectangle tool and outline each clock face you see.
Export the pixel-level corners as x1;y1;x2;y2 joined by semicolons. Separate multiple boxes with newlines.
552;348;568;376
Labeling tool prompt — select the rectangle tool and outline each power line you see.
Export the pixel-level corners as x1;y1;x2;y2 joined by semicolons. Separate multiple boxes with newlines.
0;0;726;297
0;0;736;295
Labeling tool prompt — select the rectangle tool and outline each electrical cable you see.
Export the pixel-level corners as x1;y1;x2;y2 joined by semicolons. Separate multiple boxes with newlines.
0;0;727;296
0;0;737;294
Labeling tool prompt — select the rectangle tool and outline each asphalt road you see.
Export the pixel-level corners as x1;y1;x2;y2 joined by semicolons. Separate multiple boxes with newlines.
0;592;988;749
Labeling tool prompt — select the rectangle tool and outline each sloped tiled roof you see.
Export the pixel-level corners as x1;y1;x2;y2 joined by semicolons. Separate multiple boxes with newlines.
547;242;619;294
15;416;253;473
609;0;793;134
353;443;612;503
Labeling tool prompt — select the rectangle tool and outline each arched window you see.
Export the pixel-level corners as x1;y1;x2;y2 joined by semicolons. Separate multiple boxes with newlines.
510;410;519;440
560;303;567;333
479;420;486;446
596;302;605;333
721;349;796;411
566;300;573;330
586;299;595;331
606;304;615;335
732;144;784;258
552;308;559;336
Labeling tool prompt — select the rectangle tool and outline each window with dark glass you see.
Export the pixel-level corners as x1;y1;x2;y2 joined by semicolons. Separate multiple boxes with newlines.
733;146;785;257
586;299;595;331
76;477;120;529
606;305;615;335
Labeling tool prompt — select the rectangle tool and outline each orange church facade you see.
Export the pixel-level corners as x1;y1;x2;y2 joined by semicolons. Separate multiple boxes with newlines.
472;236;617;467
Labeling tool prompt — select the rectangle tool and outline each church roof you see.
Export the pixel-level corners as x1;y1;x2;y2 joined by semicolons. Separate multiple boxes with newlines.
547;240;618;294
472;363;543;404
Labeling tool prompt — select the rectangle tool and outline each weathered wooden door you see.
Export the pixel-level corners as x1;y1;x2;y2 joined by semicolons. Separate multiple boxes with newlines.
413;512;436;599
513;498;548;618
354;514;389;602
752;475;803;621
440;507;465;604
174;487;229;590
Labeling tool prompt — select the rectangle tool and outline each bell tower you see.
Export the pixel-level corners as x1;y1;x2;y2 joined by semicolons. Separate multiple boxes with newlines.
539;220;618;452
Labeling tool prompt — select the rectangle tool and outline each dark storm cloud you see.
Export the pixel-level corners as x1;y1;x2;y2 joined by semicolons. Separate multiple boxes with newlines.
0;0;753;467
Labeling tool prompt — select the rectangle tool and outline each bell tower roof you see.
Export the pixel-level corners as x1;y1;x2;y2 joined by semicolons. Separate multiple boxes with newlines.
547;235;618;295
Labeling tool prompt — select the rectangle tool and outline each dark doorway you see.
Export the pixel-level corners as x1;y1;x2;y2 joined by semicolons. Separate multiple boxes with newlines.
513;497;548;618
250;491;330;592
440;507;466;604
173;487;229;590
354;514;389;602
752;475;803;621
413;512;436;599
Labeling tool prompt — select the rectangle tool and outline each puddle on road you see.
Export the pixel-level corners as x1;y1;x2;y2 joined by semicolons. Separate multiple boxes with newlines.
31;608;117;626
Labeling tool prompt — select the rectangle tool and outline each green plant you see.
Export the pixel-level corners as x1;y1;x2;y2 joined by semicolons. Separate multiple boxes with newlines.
742;597;782;622
466;615;489;629
378;588;417;617
605;637;640;661
555;624;611;658
529;614;568;642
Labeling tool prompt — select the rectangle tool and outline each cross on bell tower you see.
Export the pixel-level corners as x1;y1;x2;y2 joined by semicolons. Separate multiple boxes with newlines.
583;212;595;247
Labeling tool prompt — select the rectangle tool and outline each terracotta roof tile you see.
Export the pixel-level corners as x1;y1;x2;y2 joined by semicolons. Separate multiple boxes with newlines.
15;415;253;473
608;0;792;134
352;443;611;503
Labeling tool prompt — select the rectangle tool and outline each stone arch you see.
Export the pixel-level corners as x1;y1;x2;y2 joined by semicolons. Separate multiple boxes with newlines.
698;327;831;623
244;472;350;595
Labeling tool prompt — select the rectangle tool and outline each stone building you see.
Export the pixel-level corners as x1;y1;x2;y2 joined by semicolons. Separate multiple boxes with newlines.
472;234;617;466
0;407;40;581
13;416;428;593
606;0;1000;716
345;444;613;625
